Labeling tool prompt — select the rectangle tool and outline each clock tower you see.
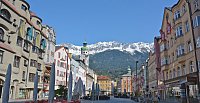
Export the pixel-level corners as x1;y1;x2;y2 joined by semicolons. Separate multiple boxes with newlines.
80;41;89;66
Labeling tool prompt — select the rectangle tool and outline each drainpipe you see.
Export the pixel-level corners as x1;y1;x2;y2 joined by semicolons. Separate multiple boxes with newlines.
186;0;200;101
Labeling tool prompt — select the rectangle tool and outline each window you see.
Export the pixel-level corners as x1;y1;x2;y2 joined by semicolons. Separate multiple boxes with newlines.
177;44;185;57
58;52;60;58
57;70;59;76
36;20;40;25
166;72;168;80
13;56;20;68
198;61;200;70
16;36;23;47
60;62;64;68
23;41;29;52
12;0;15;5
160;44;166;52
177;67;181;77
190;61;195;73
185;21;190;32
38;49;43;59
169;70;172;79
30;59;37;67
188;41;193;52
22;71;25;81
173;69;176;78
29;73;35;82
176;26;183;37
37;63;41;70
174;10;181;20
194;0;199;9
26;27;32;40
24;59;28;66
21;4;27;11
161;57;168;66
32;46;38;53
0;50;4;64
182;4;187;13
182;65;186;75
57;60;60;66
193;16;200;28
0;28;4;41
196;37;200;48
0;9;11;20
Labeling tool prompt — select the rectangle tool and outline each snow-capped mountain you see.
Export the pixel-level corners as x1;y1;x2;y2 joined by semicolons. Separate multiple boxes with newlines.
59;41;154;55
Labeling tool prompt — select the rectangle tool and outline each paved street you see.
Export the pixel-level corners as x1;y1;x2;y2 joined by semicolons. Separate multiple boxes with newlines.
81;97;137;103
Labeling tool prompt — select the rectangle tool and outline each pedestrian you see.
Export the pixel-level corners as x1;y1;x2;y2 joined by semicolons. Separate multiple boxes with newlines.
158;94;160;101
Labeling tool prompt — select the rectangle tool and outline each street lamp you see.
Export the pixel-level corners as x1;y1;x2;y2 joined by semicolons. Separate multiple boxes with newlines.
145;58;149;97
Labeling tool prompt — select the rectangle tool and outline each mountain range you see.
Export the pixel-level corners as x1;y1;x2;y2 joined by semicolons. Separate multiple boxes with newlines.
59;41;153;79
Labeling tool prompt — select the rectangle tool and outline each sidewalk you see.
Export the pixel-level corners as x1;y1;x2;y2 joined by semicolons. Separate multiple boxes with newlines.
159;98;179;103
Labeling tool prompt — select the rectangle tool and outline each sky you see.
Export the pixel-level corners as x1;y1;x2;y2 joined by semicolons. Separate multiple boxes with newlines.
26;0;178;45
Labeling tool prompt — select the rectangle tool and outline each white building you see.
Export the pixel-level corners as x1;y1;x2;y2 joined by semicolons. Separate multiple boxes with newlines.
54;46;70;90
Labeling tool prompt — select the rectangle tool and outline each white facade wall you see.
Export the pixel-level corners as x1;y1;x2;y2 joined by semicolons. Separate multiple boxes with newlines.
54;47;69;90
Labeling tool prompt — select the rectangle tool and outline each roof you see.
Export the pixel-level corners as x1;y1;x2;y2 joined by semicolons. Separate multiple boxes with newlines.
2;0;47;38
97;76;110;80
55;46;64;51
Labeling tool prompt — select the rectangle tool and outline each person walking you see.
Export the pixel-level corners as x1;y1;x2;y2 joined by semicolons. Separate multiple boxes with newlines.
158;94;160;101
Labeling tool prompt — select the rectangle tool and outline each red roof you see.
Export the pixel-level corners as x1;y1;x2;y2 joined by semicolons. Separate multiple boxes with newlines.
97;76;110;80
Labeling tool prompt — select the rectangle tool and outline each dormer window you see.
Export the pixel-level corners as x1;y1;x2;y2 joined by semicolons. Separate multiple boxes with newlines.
0;9;11;20
36;20;40;25
21;4;27;11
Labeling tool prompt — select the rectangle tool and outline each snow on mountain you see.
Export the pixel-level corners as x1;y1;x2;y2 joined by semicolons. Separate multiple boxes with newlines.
58;41;154;55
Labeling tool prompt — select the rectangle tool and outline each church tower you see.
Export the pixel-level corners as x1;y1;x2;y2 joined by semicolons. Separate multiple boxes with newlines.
80;41;89;66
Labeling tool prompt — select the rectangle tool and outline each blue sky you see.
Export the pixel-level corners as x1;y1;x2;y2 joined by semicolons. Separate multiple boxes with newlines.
26;0;177;45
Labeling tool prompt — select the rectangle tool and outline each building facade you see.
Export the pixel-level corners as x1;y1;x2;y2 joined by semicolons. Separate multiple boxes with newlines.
97;76;111;95
148;51;157;97
0;0;50;100
148;0;200;101
121;67;133;95
42;25;56;97
54;46;70;90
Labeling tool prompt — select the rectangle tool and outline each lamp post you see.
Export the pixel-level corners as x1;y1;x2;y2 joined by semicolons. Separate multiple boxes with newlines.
135;61;138;97
145;58;149;98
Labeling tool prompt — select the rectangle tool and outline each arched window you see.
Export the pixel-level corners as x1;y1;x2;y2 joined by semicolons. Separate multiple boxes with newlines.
0;9;11;20
0;28;4;41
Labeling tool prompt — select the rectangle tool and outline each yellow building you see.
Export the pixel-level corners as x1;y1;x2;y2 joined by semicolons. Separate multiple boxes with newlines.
97;76;111;95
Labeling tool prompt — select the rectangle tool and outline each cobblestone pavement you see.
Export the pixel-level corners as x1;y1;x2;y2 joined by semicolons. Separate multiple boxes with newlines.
81;96;137;103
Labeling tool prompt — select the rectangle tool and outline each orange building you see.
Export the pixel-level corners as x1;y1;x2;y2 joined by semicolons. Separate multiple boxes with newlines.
121;66;133;95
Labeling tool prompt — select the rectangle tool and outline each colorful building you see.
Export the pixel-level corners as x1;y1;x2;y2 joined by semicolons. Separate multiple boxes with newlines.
97;76;111;95
0;0;51;100
121;66;133;95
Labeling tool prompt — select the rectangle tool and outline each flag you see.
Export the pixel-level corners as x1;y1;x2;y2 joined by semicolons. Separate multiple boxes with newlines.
36;33;40;47
18;21;25;37
27;26;33;40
